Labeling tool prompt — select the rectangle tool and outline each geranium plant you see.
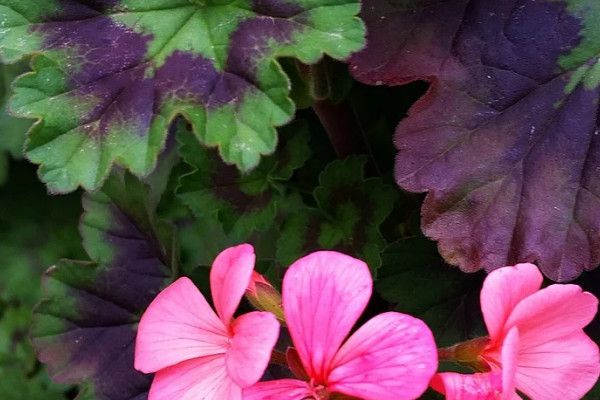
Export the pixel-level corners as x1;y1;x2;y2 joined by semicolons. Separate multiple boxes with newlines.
0;0;599;399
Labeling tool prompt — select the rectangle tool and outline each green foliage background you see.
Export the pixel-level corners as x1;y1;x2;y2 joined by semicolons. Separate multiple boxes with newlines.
0;162;82;399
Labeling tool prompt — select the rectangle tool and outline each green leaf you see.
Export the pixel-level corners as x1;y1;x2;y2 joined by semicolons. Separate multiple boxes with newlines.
0;0;364;192
0;366;68;400
178;120;310;239
277;156;397;273
376;238;485;347
0;61;31;184
0;306;35;367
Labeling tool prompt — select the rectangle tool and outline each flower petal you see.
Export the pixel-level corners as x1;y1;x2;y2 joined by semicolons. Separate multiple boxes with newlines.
430;372;503;400
211;243;256;326
505;284;597;345
242;379;313;400
149;355;241;400
283;251;372;383
515;332;600;400
135;277;227;373
328;312;437;400
226;311;280;387
480;263;542;341
501;327;519;399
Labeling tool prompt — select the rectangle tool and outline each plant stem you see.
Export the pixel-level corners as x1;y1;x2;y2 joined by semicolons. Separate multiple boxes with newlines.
270;349;287;366
313;98;367;159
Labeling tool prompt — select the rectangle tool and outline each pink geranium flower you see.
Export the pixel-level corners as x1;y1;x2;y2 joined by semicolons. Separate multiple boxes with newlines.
134;244;280;400
244;251;438;400
432;263;599;400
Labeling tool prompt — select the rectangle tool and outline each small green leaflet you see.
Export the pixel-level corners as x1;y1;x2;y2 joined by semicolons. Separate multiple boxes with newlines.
177;120;310;239
277;156;397;273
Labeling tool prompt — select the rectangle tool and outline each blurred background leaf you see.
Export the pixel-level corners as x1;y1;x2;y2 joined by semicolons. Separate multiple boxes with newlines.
0;161;83;399
377;238;485;347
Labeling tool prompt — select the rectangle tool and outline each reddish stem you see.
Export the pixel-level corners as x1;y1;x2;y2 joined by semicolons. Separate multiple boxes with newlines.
270;349;287;366
312;99;367;159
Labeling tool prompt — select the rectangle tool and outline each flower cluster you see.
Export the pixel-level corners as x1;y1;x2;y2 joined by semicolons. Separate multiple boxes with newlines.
135;244;280;398
135;245;599;400
432;263;599;400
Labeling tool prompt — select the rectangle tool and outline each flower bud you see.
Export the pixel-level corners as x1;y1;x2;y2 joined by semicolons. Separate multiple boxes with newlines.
437;336;491;372
246;271;285;323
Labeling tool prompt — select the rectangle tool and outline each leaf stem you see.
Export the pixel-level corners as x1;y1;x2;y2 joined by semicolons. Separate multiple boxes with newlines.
313;98;367;159
270;349;287;366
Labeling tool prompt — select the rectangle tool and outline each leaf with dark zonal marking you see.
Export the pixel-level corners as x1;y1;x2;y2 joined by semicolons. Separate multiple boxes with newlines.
0;0;363;193
277;156;397;273
177;120;310;238
351;0;600;281
31;171;172;400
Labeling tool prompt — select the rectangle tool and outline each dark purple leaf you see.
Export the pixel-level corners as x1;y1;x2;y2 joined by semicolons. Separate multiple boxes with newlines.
351;0;600;281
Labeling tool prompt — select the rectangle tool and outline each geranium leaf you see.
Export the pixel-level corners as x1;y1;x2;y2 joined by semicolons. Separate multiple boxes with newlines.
376;238;485;347
0;0;364;193
0;61;31;184
277;156;397;273
178;120;310;238
314;156;397;271
31;171;172;400
351;0;600;281
0;62;30;156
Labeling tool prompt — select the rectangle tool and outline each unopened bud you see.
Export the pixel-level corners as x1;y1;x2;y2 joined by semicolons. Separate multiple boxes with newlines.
246;272;285;323
438;336;491;371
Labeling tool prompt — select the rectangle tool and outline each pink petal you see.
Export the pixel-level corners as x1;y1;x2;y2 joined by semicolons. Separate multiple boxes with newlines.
149;355;242;400
226;311;280;387
500;327;519;398
211;244;256;326
328;312;438;400
504;284;598;345
480;263;542;341
514;332;600;400
135;277;228;373
283;251;372;383
430;372;503;400
243;379;313;400
434;329;521;400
